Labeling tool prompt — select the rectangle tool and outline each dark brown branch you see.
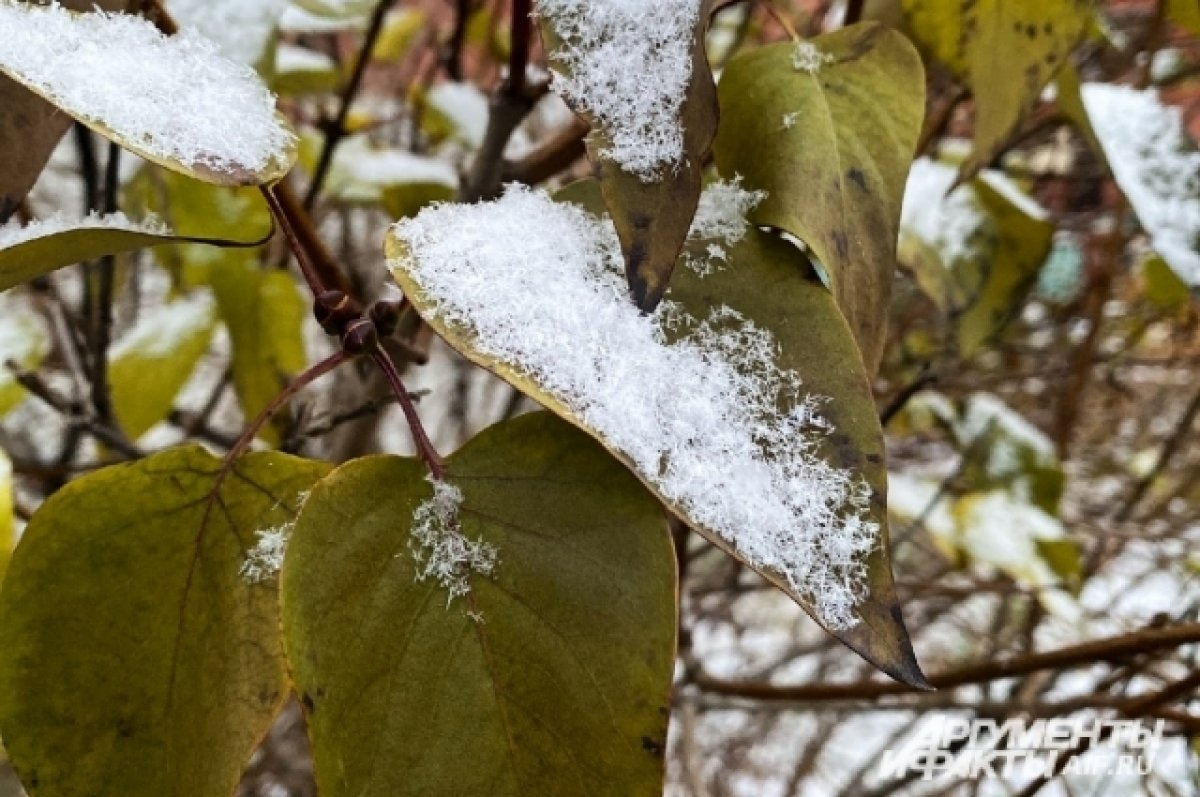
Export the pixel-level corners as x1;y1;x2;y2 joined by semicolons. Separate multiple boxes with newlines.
502;115;589;185
505;0;533;99
304;0;394;209
88;141;121;429
843;0;866;26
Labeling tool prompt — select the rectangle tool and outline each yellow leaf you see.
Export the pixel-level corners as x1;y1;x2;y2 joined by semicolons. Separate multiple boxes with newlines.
902;0;1092;180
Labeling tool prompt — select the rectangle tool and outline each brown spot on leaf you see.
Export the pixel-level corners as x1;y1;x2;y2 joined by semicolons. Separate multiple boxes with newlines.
641;735;665;758
847;168;868;191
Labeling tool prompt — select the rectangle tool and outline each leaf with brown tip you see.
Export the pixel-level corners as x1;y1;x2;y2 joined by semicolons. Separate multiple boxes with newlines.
538;1;720;311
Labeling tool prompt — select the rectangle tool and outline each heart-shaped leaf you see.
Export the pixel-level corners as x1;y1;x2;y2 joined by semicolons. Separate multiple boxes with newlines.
0;446;329;797
387;180;925;685
901;0;1091;180
713;23;925;374
0;0;296;186
0;212;272;293
538;0;720;311
282;412;677;797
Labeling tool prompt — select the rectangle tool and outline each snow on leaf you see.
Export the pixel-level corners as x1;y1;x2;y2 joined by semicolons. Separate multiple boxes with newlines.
537;0;702;179
0;1;296;185
0;211;169;251
1081;83;1200;286
167;0;287;66
792;41;833;74
326;135;458;204
388;184;878;630
682;177;765;275
408;478;497;609
900;158;988;266
240;524;293;584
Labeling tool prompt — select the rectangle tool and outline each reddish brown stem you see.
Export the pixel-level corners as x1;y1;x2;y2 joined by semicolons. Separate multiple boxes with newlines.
226;351;349;465
372;349;445;479
260;185;329;296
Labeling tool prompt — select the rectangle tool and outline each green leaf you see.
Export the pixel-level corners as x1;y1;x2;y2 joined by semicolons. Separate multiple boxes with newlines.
1167;0;1200;34
0;446;329;797
0;1;297;186
126;169;305;438
0;448;11;589
901;0;1091;179
951;393;1063;514
388;180;926;686
209;261;308;443
108;293;216;439
271;46;341;96
371;8;426;63
713;23;925;374
0;215;270;294
0;308;47;418
539;2;720;311
290;0;376;19
1142;255;1192;312
124;167;275;245
282;412;676;797
1054;60;1103;159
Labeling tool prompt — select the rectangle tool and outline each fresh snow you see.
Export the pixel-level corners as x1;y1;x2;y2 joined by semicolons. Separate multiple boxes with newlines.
1081;83;1200;286
330;135;458;197
682;177;766;275
389;183;877;630
167;0;286;66
408;478;497;608
279;3;368;33
0;1;294;178
275;42;336;74
901;158;985;266
537;0;701;179
901;157;1047;268
0;211;170;251
108;291;215;361
792;41;833;74
240;524;292;583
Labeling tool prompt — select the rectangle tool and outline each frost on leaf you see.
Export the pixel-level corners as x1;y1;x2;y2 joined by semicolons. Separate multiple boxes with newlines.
537;0;702;179
240;524;292;584
389;185;878;630
1081;84;1200;286
0;1;295;182
408;479;498;609
682;177;766;275
792;41;833;74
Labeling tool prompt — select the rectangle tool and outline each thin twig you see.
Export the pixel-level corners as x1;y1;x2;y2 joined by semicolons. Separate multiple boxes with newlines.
304;0;394;209
695;622;1200;701
371;349;444;479
89;141;120;428
225;351;349;465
